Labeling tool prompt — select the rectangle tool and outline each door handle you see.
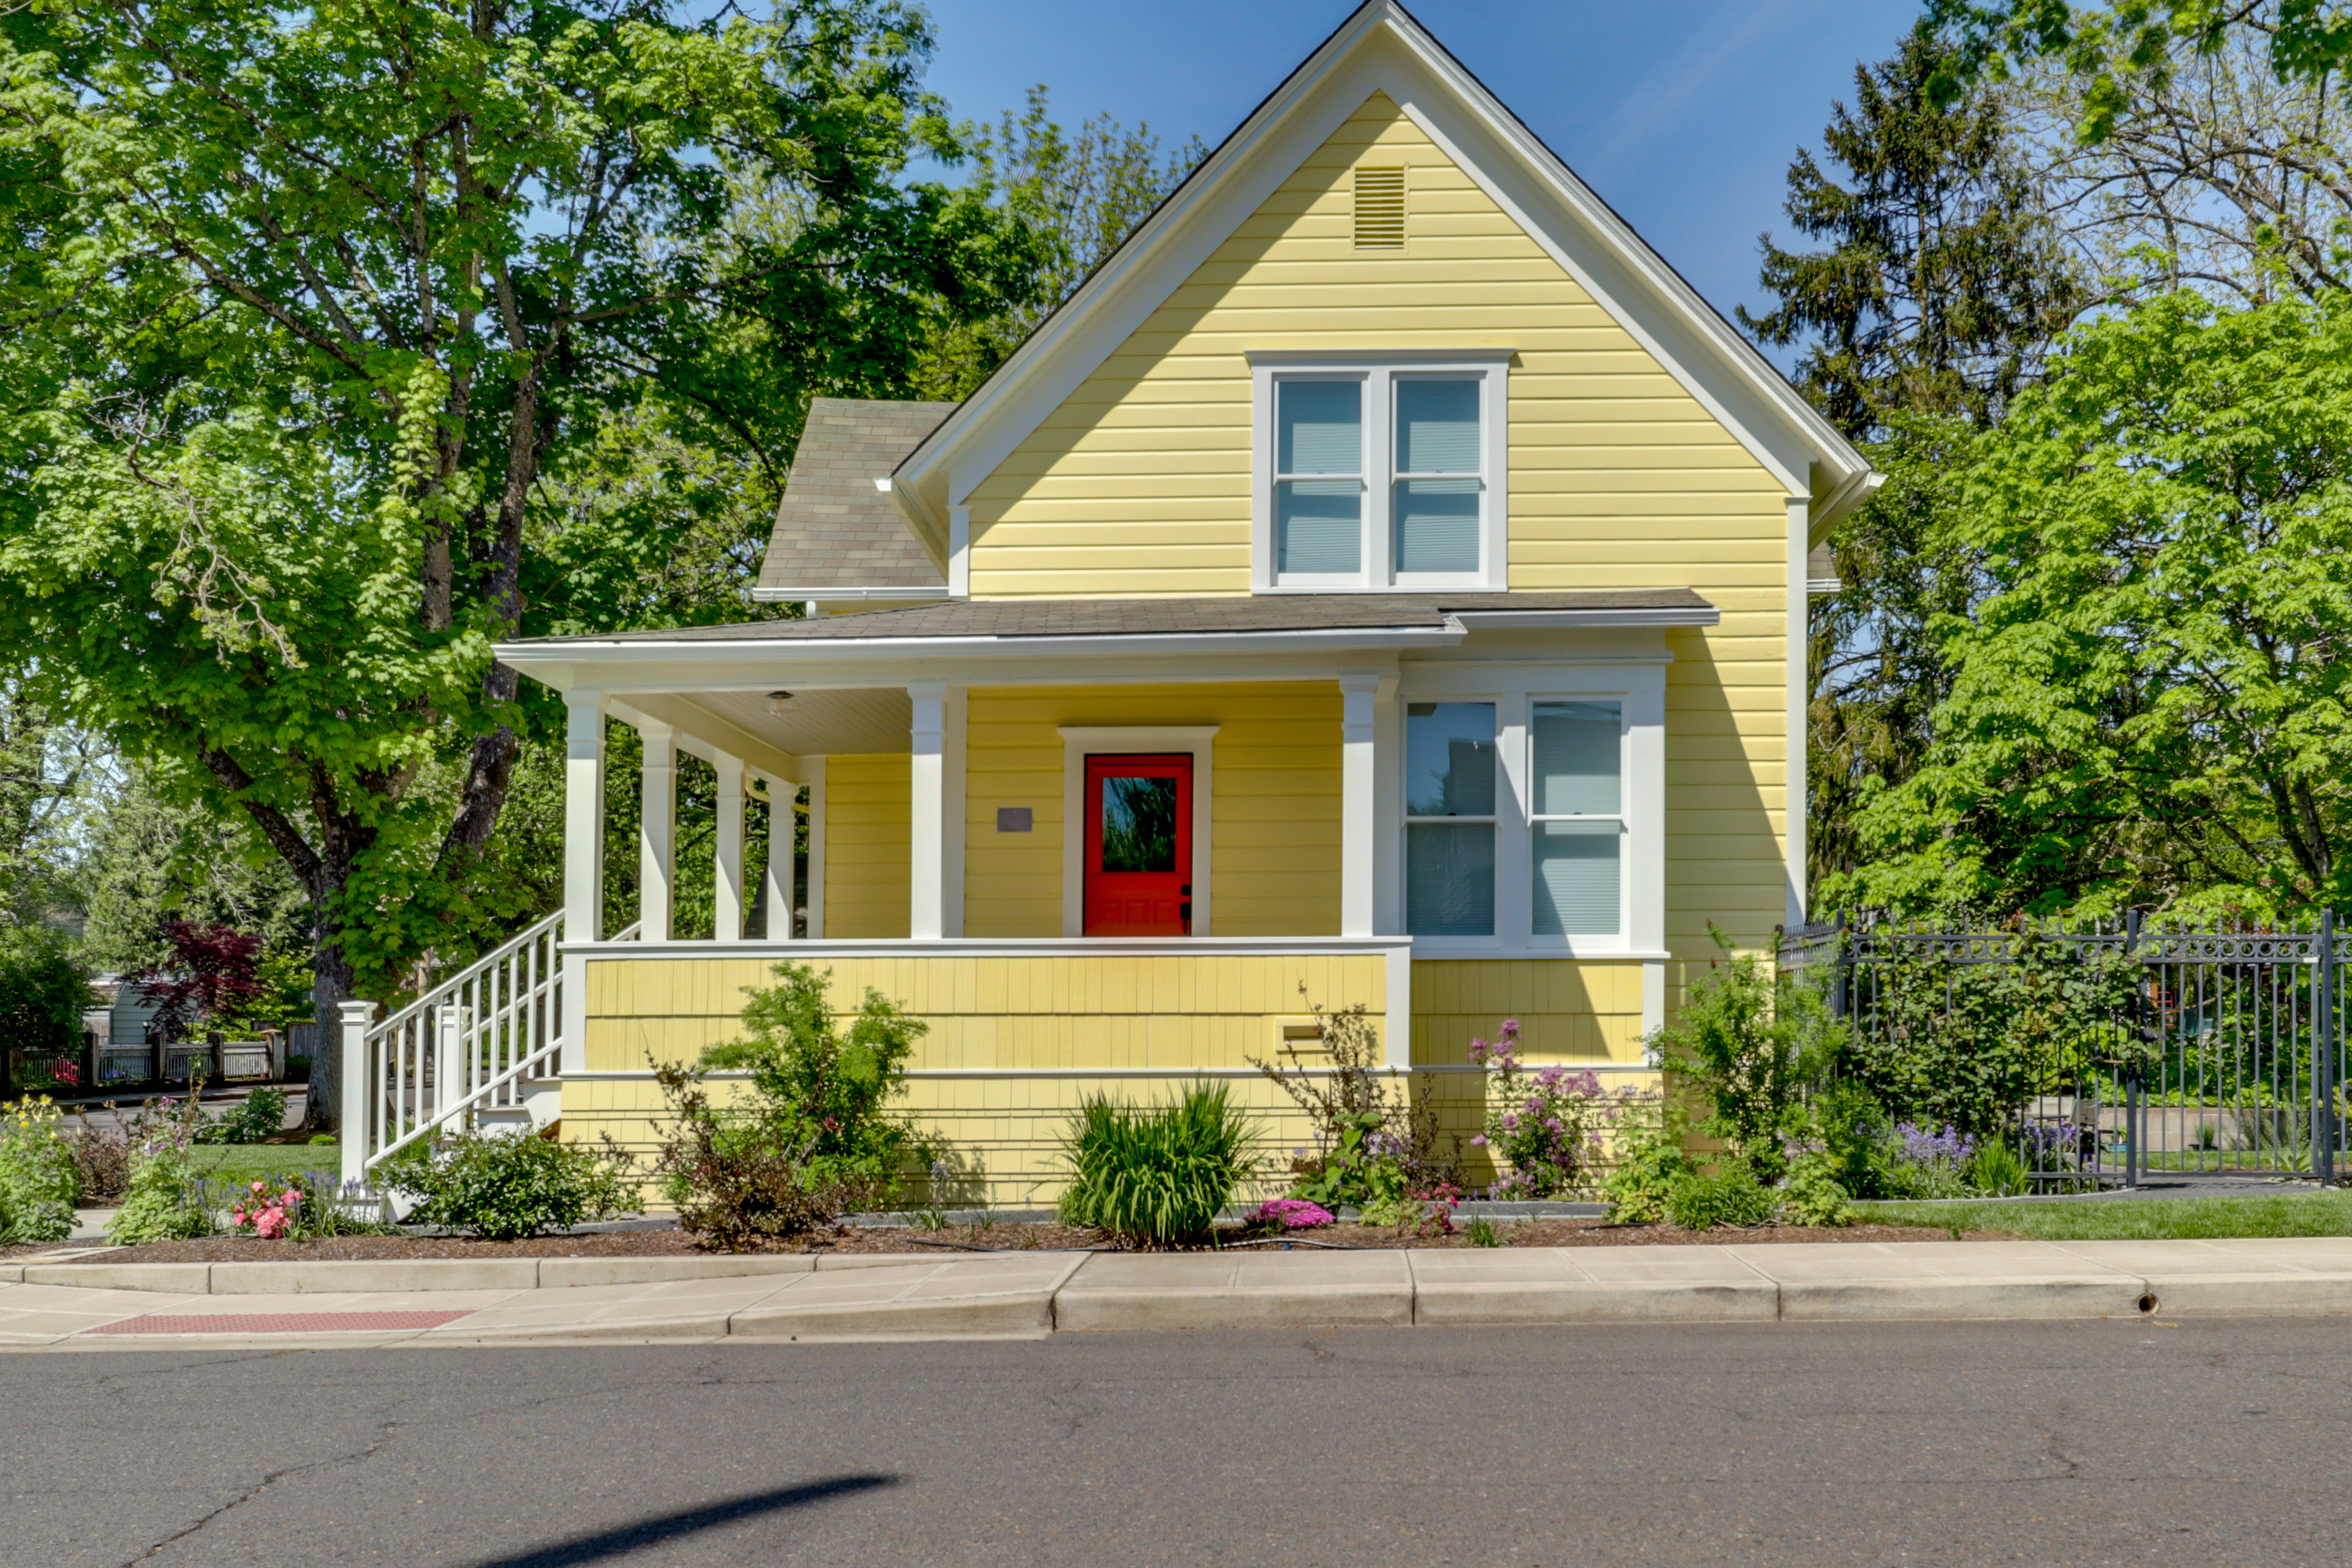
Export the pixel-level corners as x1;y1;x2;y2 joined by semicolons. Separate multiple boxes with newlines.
1180;902;1192;920
1180;884;1191;895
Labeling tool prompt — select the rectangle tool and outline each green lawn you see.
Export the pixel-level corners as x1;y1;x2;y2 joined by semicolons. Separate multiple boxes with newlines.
1853;1189;2352;1241
187;1144;342;1183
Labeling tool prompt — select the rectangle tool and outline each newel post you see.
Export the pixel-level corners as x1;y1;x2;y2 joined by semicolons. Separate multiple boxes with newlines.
337;999;378;1191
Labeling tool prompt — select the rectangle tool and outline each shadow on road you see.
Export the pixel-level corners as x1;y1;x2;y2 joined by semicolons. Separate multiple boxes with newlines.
471;1474;900;1566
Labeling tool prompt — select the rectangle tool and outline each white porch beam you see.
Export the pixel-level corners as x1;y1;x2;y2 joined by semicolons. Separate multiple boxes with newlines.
636;715;676;943
713;751;745;942
908;683;946;939
1340;673;1381;938
605;693;799;785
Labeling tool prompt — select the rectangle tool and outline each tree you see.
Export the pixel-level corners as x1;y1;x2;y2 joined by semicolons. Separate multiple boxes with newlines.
1738;27;2083;903
1926;0;2352;140
0;2;1041;1125
127;921;267;1047
1849;291;2352;919
0;684;107;932
915;86;1205;399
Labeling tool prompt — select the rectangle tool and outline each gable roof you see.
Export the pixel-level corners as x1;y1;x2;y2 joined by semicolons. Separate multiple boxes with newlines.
891;0;1875;546
754;398;957;600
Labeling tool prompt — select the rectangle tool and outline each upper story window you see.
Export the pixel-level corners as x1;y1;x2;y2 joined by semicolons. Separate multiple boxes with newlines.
1251;352;1510;592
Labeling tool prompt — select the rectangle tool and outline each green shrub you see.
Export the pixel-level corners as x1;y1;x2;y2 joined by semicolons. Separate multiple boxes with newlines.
1603;1111;1695;1224
382;1129;640;1240
1058;1084;1258;1245
1;1096;81;1244
107;1095;214;1244
1647;928;1842;1183
1664;1167;1777;1231
1464;1215;1504;1247
647;1060;878;1249
1966;1139;2030;1197
198;1088;288;1145
699;962;927;1194
1777;1153;1852;1227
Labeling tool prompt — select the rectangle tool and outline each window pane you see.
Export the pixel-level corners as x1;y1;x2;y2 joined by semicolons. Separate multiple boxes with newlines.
1278;380;1362;474
1532;821;1620;936
1531;701;1621;815
1405;702;1495;816
1394;478;1480;574
1395;378;1480;473
1276;480;1362;575
1099;777;1178;873
1407;821;1495;935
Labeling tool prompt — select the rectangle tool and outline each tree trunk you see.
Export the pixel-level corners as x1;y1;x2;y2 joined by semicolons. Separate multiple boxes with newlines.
303;912;358;1134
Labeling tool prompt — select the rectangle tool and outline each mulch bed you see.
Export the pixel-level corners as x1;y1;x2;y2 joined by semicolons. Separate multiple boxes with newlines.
49;1216;1981;1265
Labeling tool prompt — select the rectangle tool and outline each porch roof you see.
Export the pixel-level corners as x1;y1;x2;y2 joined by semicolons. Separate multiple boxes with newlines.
505;587;1717;651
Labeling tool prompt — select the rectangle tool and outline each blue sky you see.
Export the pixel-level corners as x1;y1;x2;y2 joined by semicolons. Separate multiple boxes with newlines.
914;0;1929;364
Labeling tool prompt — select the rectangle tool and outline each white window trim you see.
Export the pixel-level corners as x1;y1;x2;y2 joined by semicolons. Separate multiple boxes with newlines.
1057;726;1219;938
1397;663;1665;959
1250;349;1511;594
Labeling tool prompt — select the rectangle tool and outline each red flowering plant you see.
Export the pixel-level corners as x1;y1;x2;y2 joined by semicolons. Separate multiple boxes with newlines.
229;1179;303;1240
1466;1019;1619;1199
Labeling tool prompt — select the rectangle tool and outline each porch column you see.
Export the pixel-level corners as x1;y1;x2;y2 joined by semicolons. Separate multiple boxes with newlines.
1340;673;1382;938
637;716;676;941
756;775;791;940
712;750;745;941
908;683;946;938
561;690;606;944
803;756;827;938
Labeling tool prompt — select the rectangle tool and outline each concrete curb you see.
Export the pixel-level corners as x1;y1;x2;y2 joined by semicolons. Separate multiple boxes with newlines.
1;1249;1011;1295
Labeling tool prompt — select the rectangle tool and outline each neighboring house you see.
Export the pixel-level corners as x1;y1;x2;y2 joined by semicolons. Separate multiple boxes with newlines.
346;2;1875;1201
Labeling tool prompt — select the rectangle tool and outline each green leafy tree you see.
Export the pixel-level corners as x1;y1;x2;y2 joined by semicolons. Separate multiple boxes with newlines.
1926;0;2352;140
1850;291;2352;918
0;2;1040;1125
1740;27;2084;903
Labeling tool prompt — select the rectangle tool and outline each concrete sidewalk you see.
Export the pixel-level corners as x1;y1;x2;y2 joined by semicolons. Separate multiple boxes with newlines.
5;1237;2350;1348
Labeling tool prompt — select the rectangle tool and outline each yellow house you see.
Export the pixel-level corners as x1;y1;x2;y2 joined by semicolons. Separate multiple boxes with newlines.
339;1;1874;1204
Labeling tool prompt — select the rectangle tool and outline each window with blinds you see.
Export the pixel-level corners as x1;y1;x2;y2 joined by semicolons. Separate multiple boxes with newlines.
1354;166;1404;247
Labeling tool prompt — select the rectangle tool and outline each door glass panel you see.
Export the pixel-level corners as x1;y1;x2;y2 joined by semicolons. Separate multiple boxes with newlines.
1099;775;1179;873
1405;703;1495;816
1531;701;1621;815
1407;822;1495;935
1532;821;1620;936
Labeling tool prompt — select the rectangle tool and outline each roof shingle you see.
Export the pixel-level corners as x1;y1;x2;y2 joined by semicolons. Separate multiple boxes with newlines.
758;398;958;594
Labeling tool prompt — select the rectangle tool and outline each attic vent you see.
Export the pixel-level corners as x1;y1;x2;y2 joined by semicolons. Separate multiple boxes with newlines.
1354;166;1404;248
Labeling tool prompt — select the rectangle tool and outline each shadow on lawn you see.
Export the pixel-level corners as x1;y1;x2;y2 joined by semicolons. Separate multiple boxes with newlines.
472;1474;899;1566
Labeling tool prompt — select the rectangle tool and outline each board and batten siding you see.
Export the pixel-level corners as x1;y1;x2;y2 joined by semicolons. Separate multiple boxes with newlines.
964;681;1341;938
960;89;1791;960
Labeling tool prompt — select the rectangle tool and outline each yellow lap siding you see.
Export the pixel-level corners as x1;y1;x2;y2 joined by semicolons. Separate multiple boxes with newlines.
825;753;910;937
962;682;1341;938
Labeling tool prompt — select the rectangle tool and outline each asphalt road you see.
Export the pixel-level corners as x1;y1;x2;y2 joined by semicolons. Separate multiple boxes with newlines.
3;1319;2342;1567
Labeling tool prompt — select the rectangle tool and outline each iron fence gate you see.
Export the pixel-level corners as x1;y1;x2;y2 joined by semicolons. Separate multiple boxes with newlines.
1781;914;2346;1189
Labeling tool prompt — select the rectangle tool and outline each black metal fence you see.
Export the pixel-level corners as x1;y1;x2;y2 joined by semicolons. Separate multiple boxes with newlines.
1781;914;2346;1188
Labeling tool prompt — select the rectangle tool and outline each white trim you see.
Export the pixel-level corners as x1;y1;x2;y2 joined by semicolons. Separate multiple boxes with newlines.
712;751;745;942
1340;673;1381;937
1057;726;1219;938
500;625;1468;672
1447;608;1716;628
633;715;675;943
804;757;827;939
1252;356;1509;593
1400;661;1664;959
909;682;948;940
1372;672;1404;934
756;773;791;941
571;935;1404;960
948;504;971;598
943;685;967;938
571;1063;1657;1081
1786;493;1810;929
1642;957;1666;1038
749;584;952;603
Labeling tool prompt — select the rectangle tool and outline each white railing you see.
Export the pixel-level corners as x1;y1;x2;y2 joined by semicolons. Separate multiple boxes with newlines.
345;911;568;1184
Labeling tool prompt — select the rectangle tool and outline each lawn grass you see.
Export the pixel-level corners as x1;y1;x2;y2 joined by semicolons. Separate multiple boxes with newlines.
187;1144;342;1183
1852;1189;2352;1241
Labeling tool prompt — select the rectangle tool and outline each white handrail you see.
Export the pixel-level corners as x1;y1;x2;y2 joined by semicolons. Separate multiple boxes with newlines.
369;908;567;1039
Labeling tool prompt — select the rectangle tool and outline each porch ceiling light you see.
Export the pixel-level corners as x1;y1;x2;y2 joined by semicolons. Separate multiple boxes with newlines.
766;690;798;715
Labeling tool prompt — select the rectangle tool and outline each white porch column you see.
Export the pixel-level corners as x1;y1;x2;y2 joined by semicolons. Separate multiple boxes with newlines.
756;776;791;940
637;716;676;942
561;690;606;944
908;683;946;939
803;757;827;938
712;751;746;941
1340;673;1381;938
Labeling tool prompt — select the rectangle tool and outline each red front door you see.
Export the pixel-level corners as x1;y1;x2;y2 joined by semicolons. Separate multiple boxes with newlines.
1084;755;1192;936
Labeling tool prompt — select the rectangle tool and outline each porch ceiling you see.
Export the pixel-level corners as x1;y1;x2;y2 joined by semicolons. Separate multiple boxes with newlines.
687;685;915;758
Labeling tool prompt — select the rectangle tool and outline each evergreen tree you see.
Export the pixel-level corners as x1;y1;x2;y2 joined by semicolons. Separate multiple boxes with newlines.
1738;27;2085;907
